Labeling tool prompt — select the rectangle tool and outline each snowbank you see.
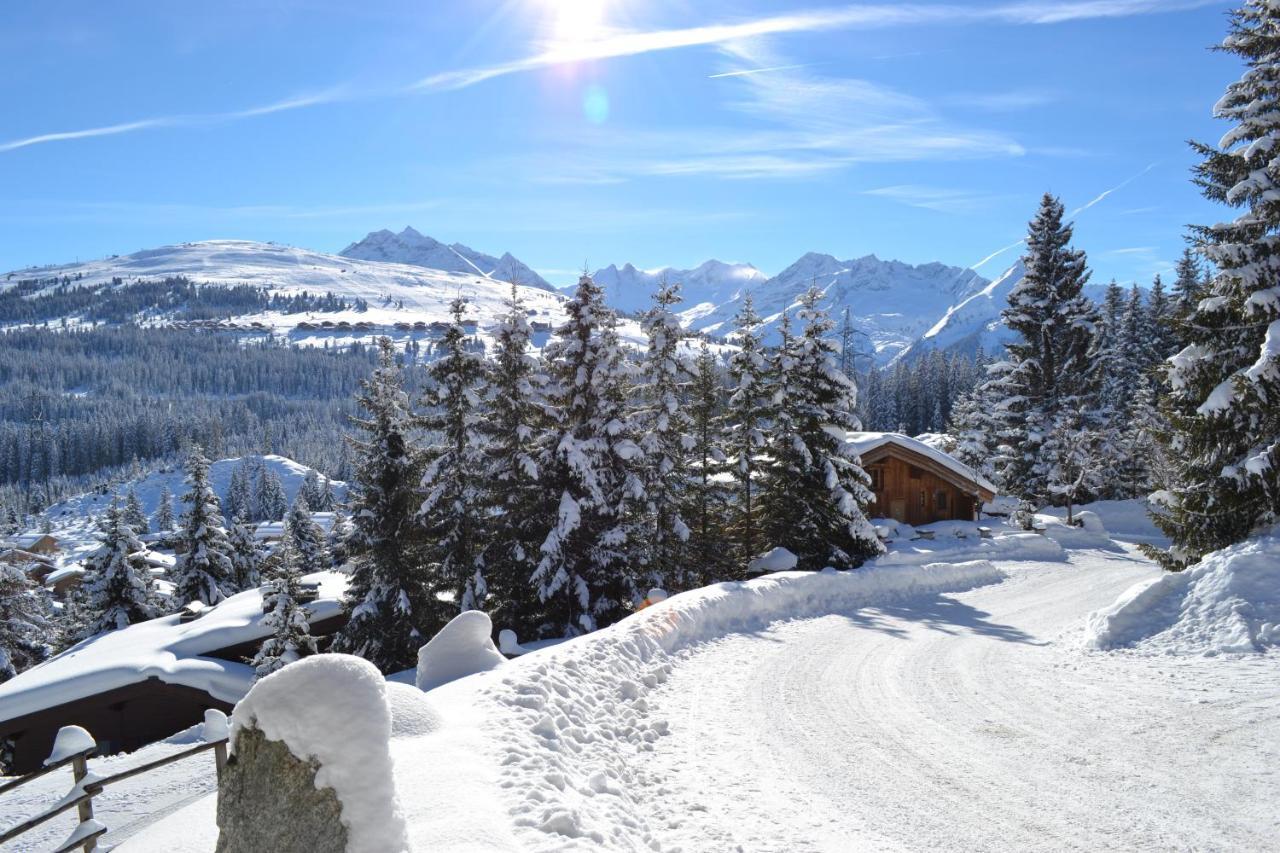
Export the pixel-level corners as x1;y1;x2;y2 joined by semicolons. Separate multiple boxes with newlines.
230;654;409;853
875;528;1065;567
484;560;1005;848
1039;499;1168;546
416;610;507;692
1084;532;1280;655
747;546;797;573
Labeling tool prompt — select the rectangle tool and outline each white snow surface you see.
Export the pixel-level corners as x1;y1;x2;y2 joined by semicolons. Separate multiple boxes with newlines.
415;610;507;692
230;654;409;853
44;725;96;765
340;226;554;291
0;571;347;722
1085;531;1280;655
590;259;767;316
746;546;798;573
112;540;1280;851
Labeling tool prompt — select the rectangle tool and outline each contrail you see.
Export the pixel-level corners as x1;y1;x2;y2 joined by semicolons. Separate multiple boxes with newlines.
708;63;811;79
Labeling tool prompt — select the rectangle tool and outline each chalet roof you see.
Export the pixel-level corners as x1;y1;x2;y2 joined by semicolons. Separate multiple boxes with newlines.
11;532;57;549
846;431;998;496
253;511;337;541
0;571;347;724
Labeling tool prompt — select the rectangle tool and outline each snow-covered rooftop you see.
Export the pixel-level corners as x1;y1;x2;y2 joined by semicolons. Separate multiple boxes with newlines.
0;571;348;723
846;431;998;495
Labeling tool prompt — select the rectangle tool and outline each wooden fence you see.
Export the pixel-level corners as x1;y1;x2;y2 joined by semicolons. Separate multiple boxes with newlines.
0;717;228;852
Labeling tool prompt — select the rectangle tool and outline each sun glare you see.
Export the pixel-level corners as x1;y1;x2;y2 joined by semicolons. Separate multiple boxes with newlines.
540;0;611;45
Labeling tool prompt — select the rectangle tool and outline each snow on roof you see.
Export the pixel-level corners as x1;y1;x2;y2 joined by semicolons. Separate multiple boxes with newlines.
11;532;56;548
0;571;348;723
44;566;85;584
846;431;998;495
253;512;336;540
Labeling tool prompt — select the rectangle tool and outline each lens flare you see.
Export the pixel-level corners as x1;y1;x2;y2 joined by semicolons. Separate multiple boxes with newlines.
583;84;610;123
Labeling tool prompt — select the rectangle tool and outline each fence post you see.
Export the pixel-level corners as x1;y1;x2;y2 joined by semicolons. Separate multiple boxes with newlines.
70;753;96;853
213;740;228;784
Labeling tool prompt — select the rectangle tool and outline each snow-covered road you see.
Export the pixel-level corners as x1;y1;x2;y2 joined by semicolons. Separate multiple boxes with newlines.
637;547;1280;852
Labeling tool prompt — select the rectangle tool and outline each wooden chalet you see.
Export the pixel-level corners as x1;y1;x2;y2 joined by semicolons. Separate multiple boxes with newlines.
848;432;997;526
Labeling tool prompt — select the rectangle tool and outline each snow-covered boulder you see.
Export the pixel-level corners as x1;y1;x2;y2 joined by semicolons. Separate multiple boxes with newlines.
1084;531;1280;655
748;546;798;574
222;654;408;853
416;610;506;692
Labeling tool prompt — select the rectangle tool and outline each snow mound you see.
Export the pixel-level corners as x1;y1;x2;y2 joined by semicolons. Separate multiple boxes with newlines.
416;610;507;692
487;561;1005;849
45;725;95;765
748;546;798;573
1084;532;1280;655
231;653;409;853
386;682;444;738
1038;499;1168;546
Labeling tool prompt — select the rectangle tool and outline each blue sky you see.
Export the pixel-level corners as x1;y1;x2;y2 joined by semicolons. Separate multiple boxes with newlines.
0;1;1240;286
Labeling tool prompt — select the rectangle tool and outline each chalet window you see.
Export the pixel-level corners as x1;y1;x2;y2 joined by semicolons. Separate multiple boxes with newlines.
936;490;949;510
868;467;884;490
909;465;923;480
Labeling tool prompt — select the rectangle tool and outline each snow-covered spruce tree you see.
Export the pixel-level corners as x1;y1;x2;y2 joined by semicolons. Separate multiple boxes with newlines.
123;487;148;535
80;500;160;633
759;289;883;570
254;466;288;522
1170;247;1206;351
155;483;176;532
171;445;234;607
683;343;732;585
287;493;329;575
227;515;264;590
332;338;439;673
418;297;487;611
636;279;694;589
226;460;254;524
476;285;548;635
949;382;1000;483
0;563;55;683
532;274;644;638
251;535;317;679
300;470;326;513
987;194;1101;504
1151;2;1280;566
328;506;353;569
1041;409;1104;524
723;295;771;571
1146;274;1175;360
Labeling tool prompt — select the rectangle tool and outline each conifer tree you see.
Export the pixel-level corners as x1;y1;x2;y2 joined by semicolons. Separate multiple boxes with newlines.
986;194;1100;503
1170;248;1205;350
287;493;329;575
419;297;487;610
227;515;264;589
723;295;770;571
949;382;1000;482
328;506;353;569
1152;2;1280;566
226;460;254;524
254;467;287;522
251;535;317;678
532;274;643;637
81;500;160;633
684;344;732;585
476;286;547;635
155;483;176;532
123;487;148;535
637;279;694;589
0;563;55;683
172;445;233;607
759;289;883;570
300;470;326;513
332;338;439;673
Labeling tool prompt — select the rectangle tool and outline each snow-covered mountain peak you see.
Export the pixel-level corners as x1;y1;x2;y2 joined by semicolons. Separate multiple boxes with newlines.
590;259;767;316
340;228;553;291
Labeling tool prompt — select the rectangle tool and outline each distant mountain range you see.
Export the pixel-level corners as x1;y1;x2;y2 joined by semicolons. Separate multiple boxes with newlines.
5;229;1078;365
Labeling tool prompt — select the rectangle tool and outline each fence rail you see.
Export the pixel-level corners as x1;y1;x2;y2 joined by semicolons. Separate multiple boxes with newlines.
0;715;228;852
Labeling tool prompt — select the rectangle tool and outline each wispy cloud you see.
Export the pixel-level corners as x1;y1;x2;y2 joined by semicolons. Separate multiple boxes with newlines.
1068;162;1157;216
946;89;1057;112
863;184;1000;213
2;0;1218;155
0;89;351;154
708;63;812;79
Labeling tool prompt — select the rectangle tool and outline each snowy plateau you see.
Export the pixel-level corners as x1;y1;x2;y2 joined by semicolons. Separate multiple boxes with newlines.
4;505;1278;852
4;233;1063;364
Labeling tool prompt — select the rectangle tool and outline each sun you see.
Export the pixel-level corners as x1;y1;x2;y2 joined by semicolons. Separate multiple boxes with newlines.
538;0;611;45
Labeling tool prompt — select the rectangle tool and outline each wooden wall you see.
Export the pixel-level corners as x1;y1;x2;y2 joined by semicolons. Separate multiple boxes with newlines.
864;454;979;526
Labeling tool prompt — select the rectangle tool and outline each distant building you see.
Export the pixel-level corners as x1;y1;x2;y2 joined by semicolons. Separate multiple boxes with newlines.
6;532;59;556
848;432;997;526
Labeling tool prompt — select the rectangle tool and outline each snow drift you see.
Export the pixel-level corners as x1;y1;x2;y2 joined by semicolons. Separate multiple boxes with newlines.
1084;531;1280;655
416;610;507;692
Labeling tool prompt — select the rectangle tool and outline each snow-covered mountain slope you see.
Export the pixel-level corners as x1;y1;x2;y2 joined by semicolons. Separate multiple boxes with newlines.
340;226;553;291
590;259;767;317
687;252;990;365
4;239;570;348
36;454;346;565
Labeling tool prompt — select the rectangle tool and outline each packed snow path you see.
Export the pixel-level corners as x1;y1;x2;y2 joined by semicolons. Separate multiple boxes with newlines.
636;548;1279;852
